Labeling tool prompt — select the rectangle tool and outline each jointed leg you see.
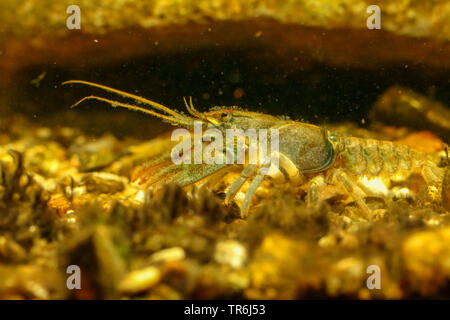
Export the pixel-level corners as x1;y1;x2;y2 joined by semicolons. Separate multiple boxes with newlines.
307;175;326;208
225;164;258;206
241;174;265;218
197;168;230;194
226;151;304;217
240;154;286;218
278;152;304;186
332;169;371;216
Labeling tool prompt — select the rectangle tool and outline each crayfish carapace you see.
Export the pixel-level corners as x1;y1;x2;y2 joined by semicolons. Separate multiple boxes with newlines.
63;80;450;218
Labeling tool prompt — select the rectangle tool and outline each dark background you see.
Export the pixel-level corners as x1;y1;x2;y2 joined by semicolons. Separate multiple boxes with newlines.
7;48;450;139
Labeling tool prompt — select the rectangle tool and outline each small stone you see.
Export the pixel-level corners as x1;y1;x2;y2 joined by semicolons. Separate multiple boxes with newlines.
118;266;161;294
402;227;450;295
214;240;247;269
326;257;364;297
150;247;185;264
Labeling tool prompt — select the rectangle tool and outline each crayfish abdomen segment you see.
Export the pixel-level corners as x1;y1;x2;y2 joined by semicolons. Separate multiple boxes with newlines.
329;135;448;208
336;136;439;181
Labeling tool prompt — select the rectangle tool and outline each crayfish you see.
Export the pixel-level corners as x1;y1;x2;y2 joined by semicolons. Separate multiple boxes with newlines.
63;80;450;218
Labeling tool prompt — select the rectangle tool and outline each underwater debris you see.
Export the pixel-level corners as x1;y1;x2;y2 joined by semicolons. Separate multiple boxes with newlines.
71;135;123;172
370;86;450;143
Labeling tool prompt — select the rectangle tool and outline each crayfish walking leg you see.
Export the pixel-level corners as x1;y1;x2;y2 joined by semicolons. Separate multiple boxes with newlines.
226;151;305;218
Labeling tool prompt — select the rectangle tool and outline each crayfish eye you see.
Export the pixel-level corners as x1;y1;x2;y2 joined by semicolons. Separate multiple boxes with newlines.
329;133;338;142
220;112;230;122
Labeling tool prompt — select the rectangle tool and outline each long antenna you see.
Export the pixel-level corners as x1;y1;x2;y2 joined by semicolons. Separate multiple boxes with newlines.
62;80;189;121
68;95;193;126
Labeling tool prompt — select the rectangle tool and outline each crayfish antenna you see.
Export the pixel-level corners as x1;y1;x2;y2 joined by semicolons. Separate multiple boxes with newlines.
62;80;192;123
67;95;193;126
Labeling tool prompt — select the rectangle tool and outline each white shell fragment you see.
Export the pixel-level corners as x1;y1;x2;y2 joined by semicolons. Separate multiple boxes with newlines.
214;240;247;269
